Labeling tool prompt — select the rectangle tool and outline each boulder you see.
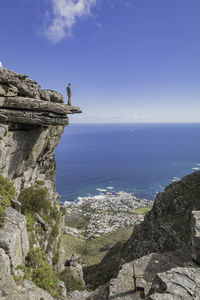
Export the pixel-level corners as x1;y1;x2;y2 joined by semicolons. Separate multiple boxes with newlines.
42;89;64;103
108;262;135;300
57;280;67;297
147;267;200;300
0;273;54;299
132;250;194;297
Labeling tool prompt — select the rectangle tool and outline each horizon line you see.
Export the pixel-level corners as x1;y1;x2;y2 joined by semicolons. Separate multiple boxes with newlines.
69;122;200;125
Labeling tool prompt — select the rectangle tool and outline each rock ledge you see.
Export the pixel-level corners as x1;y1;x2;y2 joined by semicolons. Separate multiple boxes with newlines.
0;68;81;126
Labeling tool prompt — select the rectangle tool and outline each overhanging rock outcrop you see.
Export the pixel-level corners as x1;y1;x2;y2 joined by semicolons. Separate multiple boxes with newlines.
0;68;81;271
0;68;81;126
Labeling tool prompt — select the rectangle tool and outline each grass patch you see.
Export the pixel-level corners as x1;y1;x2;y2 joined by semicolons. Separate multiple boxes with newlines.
65;214;90;230
132;207;151;215
62;226;133;266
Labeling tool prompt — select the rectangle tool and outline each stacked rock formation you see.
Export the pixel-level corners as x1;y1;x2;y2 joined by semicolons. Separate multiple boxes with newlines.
0;68;81;127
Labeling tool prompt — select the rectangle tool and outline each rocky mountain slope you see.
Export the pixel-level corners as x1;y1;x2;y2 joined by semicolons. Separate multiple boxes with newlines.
83;171;200;299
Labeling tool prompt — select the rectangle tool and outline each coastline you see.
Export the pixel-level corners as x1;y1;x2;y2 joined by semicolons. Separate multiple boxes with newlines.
63;189;153;239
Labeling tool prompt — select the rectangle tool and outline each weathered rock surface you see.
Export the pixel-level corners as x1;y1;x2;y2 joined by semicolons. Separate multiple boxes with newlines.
191;210;200;265
67;255;85;283
0;108;69;125
0;68;81;126
0;97;70;114
0;124;63;200
87;249;198;300
0;248;10;274
126;171;200;258
0;273;54;299
57;280;67;297
108;262;135;300
0;68;62;103
147;293;182;300
0;207;29;272
86;284;109;300
147;267;200;300
67;290;92;300
133;250;195;297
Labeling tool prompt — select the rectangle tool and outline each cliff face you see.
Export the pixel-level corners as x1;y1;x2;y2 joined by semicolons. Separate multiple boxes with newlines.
0;68;81;299
0;68;81;201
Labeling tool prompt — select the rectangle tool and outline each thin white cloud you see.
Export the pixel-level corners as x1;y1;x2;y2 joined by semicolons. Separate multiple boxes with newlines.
45;0;96;43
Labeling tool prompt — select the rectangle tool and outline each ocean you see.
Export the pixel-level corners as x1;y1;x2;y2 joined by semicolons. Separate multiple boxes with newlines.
55;123;200;202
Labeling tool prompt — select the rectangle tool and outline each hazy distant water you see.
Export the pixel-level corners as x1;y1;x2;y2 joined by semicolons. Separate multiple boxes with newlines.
55;123;200;202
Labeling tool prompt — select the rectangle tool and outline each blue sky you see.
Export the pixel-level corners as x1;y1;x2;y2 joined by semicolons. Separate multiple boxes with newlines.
1;0;200;123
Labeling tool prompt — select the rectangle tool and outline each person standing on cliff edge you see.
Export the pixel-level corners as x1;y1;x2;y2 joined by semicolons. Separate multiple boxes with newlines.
67;83;72;106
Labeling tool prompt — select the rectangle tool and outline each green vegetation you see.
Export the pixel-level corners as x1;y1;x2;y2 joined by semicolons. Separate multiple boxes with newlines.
26;247;48;268
132;207;151;215
65;214;90;230
25;213;36;231
35;180;45;186
62;226;133;266
53;237;61;266
60;205;66;216
19;186;62;253
19;186;53;247
19;186;51;214
58;268;85;293
0;174;15;224
18;247;60;298
47;219;60;252
32;264;59;297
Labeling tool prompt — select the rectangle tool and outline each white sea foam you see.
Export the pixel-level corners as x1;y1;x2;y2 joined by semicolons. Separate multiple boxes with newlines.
107;186;113;190
96;188;107;192
93;195;106;200
172;177;180;182
192;168;199;170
